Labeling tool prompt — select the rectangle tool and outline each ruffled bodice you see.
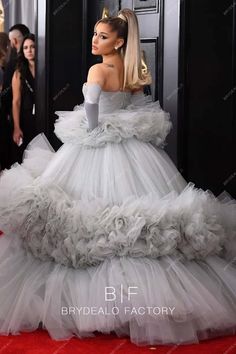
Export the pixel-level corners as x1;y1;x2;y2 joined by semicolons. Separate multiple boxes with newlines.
54;85;172;148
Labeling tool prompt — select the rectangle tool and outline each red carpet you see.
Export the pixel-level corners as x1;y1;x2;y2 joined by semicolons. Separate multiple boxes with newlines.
0;331;235;354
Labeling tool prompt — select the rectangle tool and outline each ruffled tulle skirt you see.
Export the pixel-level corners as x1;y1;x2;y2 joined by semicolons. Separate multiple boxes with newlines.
0;133;235;345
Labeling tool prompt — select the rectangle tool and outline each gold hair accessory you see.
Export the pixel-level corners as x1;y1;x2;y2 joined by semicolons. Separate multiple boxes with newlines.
102;7;109;18
141;50;148;74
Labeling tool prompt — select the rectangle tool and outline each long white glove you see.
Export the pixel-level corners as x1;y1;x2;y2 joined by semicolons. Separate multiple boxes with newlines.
84;83;102;130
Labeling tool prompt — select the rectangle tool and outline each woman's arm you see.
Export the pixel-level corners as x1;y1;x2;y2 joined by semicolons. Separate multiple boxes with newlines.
84;65;105;130
12;70;23;145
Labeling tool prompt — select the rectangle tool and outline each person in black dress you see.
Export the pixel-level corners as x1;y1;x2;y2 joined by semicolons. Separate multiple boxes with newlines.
12;33;36;162
0;24;30;169
2;24;30;117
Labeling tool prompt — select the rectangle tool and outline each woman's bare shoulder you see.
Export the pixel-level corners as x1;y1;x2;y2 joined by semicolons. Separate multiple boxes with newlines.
87;64;108;87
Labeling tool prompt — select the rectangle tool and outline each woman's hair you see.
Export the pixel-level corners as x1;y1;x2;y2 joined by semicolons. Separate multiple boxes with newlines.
96;8;151;90
0;32;10;68
16;33;35;74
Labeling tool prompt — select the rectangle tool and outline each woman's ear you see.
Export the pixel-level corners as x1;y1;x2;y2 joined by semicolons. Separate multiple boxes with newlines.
115;38;124;50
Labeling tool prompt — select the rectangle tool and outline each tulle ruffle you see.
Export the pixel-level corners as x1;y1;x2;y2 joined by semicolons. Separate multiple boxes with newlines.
1;173;236;269
0;134;235;269
54;99;172;148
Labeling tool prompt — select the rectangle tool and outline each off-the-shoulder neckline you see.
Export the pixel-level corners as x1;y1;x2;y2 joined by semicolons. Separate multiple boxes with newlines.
83;82;132;94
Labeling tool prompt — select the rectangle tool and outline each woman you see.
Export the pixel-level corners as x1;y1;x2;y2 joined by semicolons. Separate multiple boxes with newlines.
12;33;36;161
0;9;235;346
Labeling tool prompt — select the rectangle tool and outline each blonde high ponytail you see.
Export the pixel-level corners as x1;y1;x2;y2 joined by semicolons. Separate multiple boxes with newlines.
118;9;151;89
96;8;151;90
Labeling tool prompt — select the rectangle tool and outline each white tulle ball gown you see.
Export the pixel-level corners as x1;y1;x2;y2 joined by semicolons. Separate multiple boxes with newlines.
0;84;235;346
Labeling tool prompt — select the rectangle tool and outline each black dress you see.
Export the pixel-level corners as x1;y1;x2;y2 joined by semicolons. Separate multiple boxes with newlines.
17;65;37;162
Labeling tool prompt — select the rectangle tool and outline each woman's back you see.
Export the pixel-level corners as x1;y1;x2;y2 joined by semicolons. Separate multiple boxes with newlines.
99;62;125;92
88;61;128;93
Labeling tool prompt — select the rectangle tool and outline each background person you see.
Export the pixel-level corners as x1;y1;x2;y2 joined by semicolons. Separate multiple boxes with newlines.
12;33;36;161
0;24;29;169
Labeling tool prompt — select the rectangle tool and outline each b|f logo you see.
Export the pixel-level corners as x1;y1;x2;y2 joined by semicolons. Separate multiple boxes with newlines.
105;285;138;303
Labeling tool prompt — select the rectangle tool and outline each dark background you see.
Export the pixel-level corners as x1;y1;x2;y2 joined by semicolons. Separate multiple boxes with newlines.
178;0;236;196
